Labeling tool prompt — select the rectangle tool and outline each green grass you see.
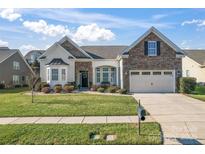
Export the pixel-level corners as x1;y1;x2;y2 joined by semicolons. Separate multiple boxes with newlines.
0;123;162;145
189;85;205;102
0;87;29;94
0;88;137;117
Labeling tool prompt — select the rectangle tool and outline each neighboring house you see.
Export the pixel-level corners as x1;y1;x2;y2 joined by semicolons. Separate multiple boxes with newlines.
0;47;34;87
24;50;45;77
25;50;45;64
182;50;205;83
38;27;184;93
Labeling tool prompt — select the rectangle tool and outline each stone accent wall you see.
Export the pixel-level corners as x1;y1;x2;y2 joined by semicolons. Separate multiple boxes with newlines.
75;61;93;86
123;32;182;91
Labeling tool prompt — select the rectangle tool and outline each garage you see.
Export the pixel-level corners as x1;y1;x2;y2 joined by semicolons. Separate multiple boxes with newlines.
130;70;175;93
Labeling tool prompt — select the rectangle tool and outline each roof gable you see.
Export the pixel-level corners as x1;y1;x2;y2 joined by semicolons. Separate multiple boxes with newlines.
0;47;18;63
123;27;183;55
58;36;92;59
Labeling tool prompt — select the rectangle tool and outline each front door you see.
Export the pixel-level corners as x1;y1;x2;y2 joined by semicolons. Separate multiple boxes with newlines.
80;71;88;88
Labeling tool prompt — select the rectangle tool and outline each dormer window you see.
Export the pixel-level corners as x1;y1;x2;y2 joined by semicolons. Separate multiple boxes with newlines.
148;41;157;56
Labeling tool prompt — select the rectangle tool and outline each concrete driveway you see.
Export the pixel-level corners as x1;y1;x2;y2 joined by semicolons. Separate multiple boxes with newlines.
133;93;205;145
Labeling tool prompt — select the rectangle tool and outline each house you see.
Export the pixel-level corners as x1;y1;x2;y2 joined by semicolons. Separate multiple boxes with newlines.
38;27;184;93
182;50;205;83
24;50;45;77
25;50;45;64
0;47;34;88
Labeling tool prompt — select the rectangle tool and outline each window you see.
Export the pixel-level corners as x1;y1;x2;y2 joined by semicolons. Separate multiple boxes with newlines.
186;70;190;77
131;72;140;75
61;69;66;81
164;71;172;75
142;72;151;75
13;61;20;70
13;75;20;84
22;76;25;81
102;67;109;82
96;68;100;83
47;69;50;81
153;72;161;75
111;68;116;83
52;69;58;81
148;41;157;56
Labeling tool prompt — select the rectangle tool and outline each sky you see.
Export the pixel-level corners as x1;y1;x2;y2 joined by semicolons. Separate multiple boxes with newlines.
0;8;205;55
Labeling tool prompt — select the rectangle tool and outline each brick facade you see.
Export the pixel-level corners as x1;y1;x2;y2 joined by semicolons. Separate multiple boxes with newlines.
75;61;93;87
123;32;182;91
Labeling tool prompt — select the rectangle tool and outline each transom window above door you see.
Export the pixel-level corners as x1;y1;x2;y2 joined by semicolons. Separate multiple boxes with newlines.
148;41;157;56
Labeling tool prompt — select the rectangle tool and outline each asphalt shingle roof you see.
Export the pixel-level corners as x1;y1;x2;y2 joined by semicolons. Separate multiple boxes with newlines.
81;46;128;59
0;47;18;63
184;50;205;65
46;58;69;65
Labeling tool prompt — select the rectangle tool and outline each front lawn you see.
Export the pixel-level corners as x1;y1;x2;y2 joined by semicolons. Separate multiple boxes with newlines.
189;85;205;102
0;123;162;145
0;88;137;117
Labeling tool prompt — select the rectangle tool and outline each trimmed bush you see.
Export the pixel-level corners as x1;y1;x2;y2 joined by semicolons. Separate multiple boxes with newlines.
0;83;5;89
41;87;50;93
107;86;117;93
97;87;105;93
117;89;127;94
100;82;110;89
90;85;99;91
63;85;74;93
22;84;29;87
15;85;21;88
179;77;197;94
41;82;50;88
54;84;62;93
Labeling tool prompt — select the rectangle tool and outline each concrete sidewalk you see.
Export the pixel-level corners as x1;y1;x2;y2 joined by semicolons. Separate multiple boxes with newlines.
0;116;154;125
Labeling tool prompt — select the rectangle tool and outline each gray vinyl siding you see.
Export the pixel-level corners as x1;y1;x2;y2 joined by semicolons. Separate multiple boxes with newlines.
0;52;33;87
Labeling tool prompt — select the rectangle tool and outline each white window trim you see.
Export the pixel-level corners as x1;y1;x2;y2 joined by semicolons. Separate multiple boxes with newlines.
13;75;20;84
13;61;20;70
95;66;117;84
148;41;157;56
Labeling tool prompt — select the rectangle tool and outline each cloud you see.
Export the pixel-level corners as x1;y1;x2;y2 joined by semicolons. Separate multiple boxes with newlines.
152;14;168;20
73;23;115;42
20;9;174;29
19;44;39;55
180;40;191;49
181;19;205;27
0;9;21;22
0;39;9;47
23;19;70;37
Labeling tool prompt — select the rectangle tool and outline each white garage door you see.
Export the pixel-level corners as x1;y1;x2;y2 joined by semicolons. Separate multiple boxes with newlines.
130;70;175;93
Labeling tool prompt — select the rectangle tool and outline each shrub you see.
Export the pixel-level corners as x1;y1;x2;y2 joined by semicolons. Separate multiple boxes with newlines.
117;89;127;94
41;82;50;88
97;87;105;93
22;84;29;87
179;77;196;94
0;83;5;89
107;86;117;93
41;87;50;93
100;82;110;89
54;84;62;93
90;85;99;91
63;85;74;93
15;85;21;88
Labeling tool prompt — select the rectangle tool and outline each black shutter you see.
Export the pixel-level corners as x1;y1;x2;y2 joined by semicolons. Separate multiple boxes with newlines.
157;41;160;56
144;41;148;56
